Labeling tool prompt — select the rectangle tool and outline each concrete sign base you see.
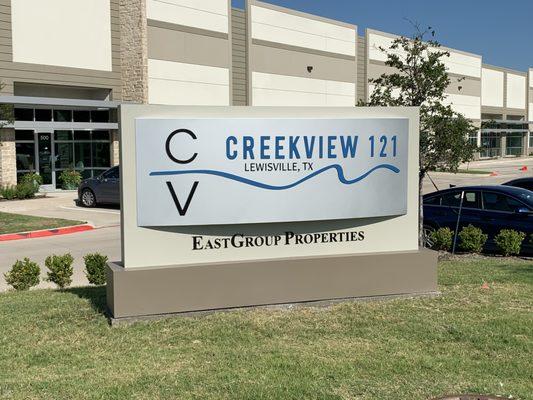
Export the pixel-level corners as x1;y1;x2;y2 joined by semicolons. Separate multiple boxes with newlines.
106;248;437;321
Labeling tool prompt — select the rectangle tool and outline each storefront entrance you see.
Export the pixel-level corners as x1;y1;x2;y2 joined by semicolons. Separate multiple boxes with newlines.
15;128;113;190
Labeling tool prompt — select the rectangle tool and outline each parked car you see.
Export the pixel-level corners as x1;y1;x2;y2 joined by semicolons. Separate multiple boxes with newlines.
78;166;120;207
423;185;533;254
502;177;533;191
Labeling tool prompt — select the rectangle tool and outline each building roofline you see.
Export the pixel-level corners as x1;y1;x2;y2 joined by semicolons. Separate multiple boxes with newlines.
482;63;527;76
249;0;357;30
365;28;482;59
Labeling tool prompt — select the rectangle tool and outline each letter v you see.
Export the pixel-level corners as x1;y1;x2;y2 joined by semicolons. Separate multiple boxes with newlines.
166;181;199;216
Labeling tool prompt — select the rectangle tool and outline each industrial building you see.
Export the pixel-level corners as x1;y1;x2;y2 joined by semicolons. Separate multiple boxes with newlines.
0;0;531;189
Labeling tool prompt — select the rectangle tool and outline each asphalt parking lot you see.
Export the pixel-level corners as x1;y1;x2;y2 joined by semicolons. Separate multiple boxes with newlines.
0;157;531;291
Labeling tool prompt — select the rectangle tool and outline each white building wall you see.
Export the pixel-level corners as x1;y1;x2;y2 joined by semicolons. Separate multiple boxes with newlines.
367;31;481;78
443;93;481;120
250;5;355;57
529;69;533;122
252;72;355;106
11;0;112;71
481;68;504;108
506;73;526;110
147;0;229;33
148;59;229;105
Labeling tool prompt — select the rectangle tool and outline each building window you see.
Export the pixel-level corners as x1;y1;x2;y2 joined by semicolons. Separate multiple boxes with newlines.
506;133;523;156
34;109;52;121
14;130;36;182
91;110;110;123
480;132;501;158
54;130;111;181
14;108;34;121
53;109;73;122
73;110;90;122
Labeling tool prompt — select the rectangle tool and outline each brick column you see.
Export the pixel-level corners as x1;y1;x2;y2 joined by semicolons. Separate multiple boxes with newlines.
0;128;17;186
120;0;149;103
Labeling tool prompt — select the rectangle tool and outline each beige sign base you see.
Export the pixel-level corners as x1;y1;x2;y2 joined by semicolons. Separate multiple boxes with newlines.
106;248;437;321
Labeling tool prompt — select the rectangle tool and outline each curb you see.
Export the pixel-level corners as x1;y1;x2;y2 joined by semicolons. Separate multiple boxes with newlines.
0;224;94;242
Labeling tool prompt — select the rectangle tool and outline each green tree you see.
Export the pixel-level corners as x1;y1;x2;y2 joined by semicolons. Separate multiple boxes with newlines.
360;25;477;245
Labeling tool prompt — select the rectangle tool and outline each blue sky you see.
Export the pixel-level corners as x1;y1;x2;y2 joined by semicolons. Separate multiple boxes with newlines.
232;0;533;72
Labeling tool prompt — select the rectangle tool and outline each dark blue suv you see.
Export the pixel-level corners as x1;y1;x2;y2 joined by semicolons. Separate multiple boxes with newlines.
423;185;533;254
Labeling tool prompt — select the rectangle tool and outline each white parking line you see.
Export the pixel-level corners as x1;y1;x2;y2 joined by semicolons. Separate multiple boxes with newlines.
59;206;120;215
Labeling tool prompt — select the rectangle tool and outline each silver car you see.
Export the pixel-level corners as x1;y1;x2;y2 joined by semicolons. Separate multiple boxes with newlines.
78;166;120;207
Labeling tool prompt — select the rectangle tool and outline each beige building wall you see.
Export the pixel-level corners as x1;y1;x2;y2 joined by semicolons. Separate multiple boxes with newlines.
0;0;122;99
231;9;248;105
146;0;232;106
247;1;357;106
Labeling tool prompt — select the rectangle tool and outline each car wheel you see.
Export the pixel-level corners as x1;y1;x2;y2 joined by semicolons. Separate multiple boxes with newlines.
423;225;436;249
81;189;97;208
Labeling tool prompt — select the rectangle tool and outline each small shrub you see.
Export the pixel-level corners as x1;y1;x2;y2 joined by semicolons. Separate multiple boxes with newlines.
45;253;74;289
84;253;108;285
430;227;453;251
59;169;82;190
15;182;37;199
19;172;43;192
495;229;526;256
4;258;40;290
0;185;17;200
458;225;488;253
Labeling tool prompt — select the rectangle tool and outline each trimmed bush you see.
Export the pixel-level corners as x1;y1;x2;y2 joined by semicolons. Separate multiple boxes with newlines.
84;253;108;285
0;185;17;200
495;229;526;256
59;169;82;190
45;253;74;289
430;227;453;251
19;172;43;192
4;258;40;291
0;174;41;200
458;225;488;253
15;182;37;199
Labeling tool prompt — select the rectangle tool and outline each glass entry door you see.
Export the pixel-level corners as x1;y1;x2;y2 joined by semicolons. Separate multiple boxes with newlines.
36;131;54;189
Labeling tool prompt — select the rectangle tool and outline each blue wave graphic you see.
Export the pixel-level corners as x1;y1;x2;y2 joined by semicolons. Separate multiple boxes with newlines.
149;164;400;191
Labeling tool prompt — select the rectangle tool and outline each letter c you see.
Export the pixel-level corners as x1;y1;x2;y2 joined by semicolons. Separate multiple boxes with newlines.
165;129;198;164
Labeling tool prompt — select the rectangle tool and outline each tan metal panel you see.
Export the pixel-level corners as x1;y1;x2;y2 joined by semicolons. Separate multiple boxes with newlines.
231;8;247;105
251;43;356;83
148;25;230;68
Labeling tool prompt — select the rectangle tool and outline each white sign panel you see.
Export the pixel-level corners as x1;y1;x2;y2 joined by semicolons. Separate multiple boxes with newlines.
135;118;409;226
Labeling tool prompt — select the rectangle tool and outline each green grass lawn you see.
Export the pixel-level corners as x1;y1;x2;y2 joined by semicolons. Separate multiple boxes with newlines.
0;212;85;234
0;258;531;399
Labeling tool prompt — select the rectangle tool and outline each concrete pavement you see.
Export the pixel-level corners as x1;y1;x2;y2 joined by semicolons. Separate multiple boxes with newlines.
422;157;533;194
0;192;120;291
0;191;120;228
0;226;120;291
0;157;531;291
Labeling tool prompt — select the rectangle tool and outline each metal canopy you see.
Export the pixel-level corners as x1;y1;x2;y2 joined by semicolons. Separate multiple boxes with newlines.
0;95;122;108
